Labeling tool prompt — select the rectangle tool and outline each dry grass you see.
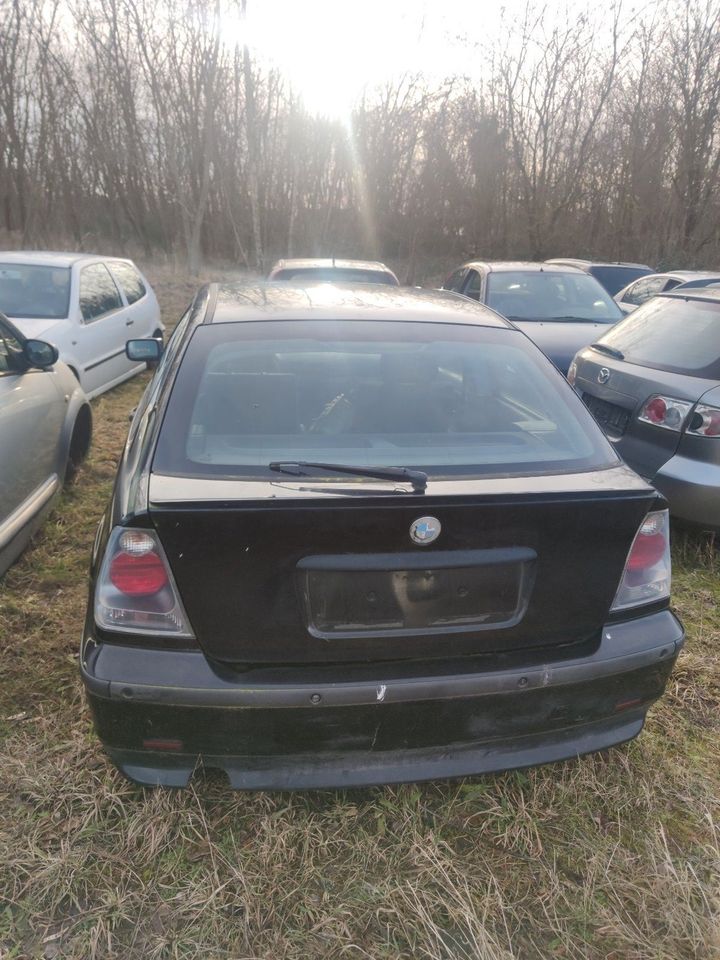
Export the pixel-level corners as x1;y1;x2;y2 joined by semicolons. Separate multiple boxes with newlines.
1;269;719;959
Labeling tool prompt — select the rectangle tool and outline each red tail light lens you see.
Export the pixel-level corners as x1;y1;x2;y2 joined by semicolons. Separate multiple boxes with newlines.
109;550;168;596
626;515;667;571
638;395;691;431
95;527;194;638
687;404;720;437
612;510;671;611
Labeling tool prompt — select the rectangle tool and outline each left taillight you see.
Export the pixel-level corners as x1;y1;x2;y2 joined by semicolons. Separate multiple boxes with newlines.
611;509;671;612
638;395;692;431
95;527;195;638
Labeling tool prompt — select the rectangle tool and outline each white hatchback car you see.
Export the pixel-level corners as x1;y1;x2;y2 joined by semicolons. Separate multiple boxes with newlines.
0;252;164;397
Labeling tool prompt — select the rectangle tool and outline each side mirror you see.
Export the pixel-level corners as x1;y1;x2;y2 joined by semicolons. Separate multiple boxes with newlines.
126;338;162;362
24;339;59;369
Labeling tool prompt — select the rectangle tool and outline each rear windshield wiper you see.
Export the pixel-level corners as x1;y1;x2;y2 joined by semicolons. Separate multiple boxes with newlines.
590;343;625;360
269;460;428;493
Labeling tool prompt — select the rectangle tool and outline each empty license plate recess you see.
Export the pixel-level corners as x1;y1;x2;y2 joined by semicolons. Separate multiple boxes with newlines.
582;394;631;435
297;548;537;639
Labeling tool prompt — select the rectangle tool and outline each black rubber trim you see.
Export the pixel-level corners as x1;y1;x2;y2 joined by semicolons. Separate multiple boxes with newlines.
297;546;537;571
84;347;127;372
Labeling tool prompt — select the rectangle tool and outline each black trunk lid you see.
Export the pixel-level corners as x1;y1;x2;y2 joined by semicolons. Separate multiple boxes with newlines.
149;472;656;665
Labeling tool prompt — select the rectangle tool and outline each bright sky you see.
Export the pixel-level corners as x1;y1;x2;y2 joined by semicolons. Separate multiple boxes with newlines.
232;0;569;118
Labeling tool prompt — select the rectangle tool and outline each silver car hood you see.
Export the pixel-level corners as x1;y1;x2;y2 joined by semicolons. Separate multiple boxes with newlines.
8;316;64;339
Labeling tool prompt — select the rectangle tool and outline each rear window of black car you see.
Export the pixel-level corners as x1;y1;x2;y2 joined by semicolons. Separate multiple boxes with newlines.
596;296;720;378
153;320;615;481
274;268;398;285
589;266;651;296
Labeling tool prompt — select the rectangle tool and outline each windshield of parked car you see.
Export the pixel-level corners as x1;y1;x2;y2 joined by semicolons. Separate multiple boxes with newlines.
589;266;651;295
595;296;720;378
274;268;398;285
0;263;71;319
486;271;623;323
154;320;615;481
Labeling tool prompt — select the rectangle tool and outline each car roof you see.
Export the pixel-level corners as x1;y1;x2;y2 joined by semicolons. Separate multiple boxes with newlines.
660;287;720;305
545;258;653;270
270;258;394;273
206;281;513;328
0;250;128;268
660;270;720;280
460;260;584;274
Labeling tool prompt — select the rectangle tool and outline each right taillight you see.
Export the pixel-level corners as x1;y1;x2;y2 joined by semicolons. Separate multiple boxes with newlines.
611;509;671;612
686;403;720;437
95;527;194;638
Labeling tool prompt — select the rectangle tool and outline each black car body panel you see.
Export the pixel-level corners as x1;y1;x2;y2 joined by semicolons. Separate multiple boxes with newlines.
545;260;654;296
147;480;654;665
82;283;683;788
84;607;681;788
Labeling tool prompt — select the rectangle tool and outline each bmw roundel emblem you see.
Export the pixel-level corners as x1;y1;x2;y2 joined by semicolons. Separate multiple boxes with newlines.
597;367;610;385
410;516;441;545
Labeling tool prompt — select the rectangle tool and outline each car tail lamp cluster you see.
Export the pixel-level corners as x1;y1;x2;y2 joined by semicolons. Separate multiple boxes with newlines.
611;510;671;612
687;403;720;437
638;395;692;430
638;395;720;437
95;527;194;638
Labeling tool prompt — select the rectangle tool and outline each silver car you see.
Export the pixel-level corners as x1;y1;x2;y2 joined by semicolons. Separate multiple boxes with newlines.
569;288;720;531
0;313;92;577
614;270;720;315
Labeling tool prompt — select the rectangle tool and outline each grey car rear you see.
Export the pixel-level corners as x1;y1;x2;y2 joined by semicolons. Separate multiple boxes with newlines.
570;290;720;530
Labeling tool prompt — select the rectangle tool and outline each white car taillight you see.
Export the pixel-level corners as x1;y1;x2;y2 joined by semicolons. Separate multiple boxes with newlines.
686;403;720;437
611;510;671;612
94;527;194;638
638;395;692;431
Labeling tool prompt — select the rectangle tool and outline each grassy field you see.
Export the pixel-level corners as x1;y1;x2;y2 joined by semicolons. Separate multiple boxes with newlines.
1;270;719;959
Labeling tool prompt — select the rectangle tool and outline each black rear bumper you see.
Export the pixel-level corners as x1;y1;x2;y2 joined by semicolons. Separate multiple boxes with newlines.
81;610;683;789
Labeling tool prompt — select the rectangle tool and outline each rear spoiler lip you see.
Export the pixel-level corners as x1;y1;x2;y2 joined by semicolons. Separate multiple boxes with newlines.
146;464;657;507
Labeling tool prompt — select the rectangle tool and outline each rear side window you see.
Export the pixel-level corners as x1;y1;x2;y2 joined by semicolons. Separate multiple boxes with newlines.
597;297;720;378
442;268;467;291
80;264;122;322
111;261;147;304
154;320;615;480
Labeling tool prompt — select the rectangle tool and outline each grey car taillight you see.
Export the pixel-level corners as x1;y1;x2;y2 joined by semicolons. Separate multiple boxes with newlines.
95;527;195;638
611;510;671;612
686;403;720;437
638;396;693;431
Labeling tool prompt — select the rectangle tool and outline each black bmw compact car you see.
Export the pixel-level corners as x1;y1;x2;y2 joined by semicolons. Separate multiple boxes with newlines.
81;283;683;789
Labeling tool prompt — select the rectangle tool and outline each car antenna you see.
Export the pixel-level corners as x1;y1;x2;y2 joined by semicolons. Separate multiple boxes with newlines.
332;256;336;267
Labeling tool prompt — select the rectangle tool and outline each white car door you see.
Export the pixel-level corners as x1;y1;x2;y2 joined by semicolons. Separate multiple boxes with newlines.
74;262;135;396
0;319;64;531
107;259;161;340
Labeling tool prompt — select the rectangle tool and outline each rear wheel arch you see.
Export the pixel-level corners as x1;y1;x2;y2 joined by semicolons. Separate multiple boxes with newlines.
65;403;93;483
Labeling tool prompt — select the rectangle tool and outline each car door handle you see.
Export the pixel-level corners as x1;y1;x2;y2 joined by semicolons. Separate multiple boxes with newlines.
125;319;134;326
